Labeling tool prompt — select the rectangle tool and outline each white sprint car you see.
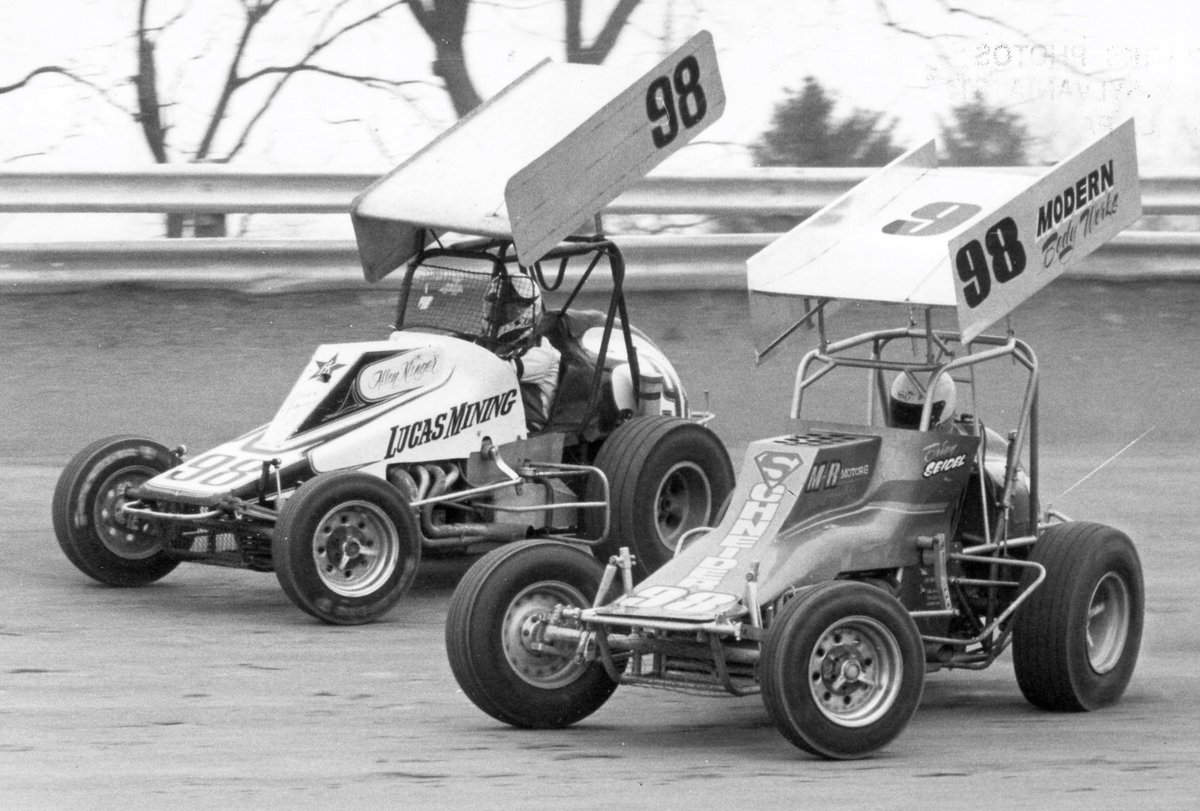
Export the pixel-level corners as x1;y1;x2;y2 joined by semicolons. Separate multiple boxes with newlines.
52;33;733;625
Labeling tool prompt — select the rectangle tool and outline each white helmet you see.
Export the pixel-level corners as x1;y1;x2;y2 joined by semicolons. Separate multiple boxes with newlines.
889;372;956;429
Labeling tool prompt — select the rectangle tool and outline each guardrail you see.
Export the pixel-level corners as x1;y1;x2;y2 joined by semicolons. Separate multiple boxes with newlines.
2;168;1200;215
1;169;1197;292
5;232;1197;294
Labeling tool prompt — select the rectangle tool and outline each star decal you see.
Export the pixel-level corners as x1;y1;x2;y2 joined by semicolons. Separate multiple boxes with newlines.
310;354;346;383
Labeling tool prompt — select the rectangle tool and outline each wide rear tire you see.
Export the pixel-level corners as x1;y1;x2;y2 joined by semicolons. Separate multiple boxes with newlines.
760;581;925;759
52;435;181;586
273;471;421;625
1012;522;1143;711
445;540;620;728
587;416;733;580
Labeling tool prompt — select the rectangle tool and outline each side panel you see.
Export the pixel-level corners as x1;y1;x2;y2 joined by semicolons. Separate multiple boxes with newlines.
310;351;524;472
596;424;979;623
142;334;528;500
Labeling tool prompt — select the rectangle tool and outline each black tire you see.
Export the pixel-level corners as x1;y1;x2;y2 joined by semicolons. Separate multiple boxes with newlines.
1012;522;1144;711
273;471;421;625
760;581;925;759
445;539;620;728
586;416;734;580
51;435;181;587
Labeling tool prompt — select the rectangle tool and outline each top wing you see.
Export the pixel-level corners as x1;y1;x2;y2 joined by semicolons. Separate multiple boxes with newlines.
747;119;1141;356
351;31;725;281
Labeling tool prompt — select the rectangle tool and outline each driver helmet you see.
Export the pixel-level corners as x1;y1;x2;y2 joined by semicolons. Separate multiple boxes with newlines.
889;372;957;429
484;270;542;357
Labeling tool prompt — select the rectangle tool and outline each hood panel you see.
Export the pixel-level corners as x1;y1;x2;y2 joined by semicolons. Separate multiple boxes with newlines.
264;337;454;446
139;425;312;503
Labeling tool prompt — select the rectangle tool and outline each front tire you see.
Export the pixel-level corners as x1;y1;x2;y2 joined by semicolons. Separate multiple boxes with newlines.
51;435;181;586
760;581;925;759
1012;522;1143;711
445;540;620;728
273;471;420;625
587;416;733;580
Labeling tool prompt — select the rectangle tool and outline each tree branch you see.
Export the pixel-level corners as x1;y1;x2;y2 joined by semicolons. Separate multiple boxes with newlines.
0;65;70;94
564;0;582;58
0;65;132;115
874;0;1094;78
216;68;429;161
193;2;274;160
238;64;430;89
309;1;407;56
214;1;411;160
405;0;479;116
567;0;642;64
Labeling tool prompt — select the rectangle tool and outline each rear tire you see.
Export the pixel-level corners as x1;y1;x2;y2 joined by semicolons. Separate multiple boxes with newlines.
1012;522;1143;711
445;540;620;728
51;435;181;586
273;471;420;625
760;581;925;759
587;416;733;580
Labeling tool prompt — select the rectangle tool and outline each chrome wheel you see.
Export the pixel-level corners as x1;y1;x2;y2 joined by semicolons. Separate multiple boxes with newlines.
807;615;904;728
502;580;590;689
1087;572;1131;674
94;467;160;560
312;500;400;598
654;461;712;553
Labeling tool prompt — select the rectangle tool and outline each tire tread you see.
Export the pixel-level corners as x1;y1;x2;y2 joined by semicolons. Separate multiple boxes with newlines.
1012;521;1143;711
587;416;733;577
445;539;618;728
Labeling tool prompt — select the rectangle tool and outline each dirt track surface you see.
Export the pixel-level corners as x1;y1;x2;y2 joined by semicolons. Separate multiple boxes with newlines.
4;283;1200;808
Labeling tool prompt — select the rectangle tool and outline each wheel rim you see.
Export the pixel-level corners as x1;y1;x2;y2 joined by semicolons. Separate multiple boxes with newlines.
311;501;401;598
502;580;590;689
1087;572;1131;674
94;466;162;560
653;461;712;553
807;615;903;728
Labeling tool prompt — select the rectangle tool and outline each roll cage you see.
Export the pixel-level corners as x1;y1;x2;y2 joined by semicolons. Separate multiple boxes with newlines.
791;302;1041;554
394;231;646;444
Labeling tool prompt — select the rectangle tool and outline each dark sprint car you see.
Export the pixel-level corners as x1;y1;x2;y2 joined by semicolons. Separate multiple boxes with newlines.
445;119;1146;758
51;34;732;624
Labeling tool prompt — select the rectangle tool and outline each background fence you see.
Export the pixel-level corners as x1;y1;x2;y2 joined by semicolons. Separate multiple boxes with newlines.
2;168;1198;292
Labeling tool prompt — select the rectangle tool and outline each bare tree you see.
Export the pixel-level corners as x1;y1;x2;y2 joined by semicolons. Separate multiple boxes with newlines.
4;2;427;167
565;0;642;64
406;0;480;117
0;1;651;233
135;0;420;166
1;0;1065;167
408;0;644;117
3;1;649;160
1;1;429;233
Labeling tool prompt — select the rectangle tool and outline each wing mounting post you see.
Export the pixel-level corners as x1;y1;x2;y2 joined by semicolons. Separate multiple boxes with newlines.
923;308;955;364
754;297;830;366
